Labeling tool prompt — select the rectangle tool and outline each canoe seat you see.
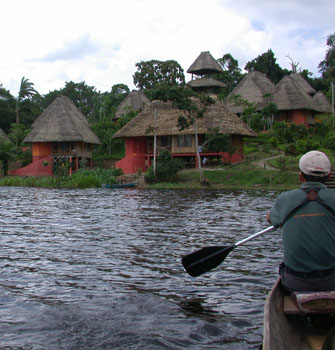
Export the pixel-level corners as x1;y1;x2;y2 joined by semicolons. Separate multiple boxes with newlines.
290;292;335;314
284;292;335;314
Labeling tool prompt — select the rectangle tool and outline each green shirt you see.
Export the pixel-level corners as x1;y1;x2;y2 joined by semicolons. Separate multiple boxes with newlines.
270;182;335;272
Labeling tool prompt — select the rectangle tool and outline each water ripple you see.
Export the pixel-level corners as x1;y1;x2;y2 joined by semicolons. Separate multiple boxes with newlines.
0;187;281;349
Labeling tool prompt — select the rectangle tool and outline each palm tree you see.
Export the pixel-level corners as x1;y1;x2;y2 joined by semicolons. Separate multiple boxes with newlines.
15;77;37;124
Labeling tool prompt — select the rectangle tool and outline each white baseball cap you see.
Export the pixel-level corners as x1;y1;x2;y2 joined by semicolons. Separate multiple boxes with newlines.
299;150;331;176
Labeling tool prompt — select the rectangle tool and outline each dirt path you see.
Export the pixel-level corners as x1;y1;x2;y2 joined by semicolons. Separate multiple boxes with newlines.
252;153;283;171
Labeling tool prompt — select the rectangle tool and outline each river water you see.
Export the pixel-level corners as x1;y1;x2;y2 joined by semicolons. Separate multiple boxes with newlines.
0;187;283;350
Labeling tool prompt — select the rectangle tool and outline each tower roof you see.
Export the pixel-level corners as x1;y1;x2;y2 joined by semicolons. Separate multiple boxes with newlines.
187;51;223;76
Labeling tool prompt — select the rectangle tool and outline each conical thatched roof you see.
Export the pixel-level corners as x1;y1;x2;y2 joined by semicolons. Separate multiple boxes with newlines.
289;73;316;96
313;91;332;113
114;99;256;139
225;71;276;114
115;90;151;119
24;95;101;144
187;51;223;75
272;75;319;112
0;128;8;142
188;77;226;89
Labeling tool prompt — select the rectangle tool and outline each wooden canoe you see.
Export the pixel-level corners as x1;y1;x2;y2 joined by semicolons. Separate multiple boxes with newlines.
263;278;335;350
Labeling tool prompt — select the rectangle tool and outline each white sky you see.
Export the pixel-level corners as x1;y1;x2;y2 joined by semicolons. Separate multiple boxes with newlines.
1;0;334;96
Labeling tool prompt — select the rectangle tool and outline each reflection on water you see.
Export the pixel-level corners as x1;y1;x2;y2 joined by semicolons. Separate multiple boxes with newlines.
0;187;282;349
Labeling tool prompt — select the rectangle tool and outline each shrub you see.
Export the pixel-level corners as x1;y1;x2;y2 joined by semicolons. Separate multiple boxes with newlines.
145;150;183;183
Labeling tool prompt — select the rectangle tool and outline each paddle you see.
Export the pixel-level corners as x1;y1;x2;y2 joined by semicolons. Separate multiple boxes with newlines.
182;225;275;277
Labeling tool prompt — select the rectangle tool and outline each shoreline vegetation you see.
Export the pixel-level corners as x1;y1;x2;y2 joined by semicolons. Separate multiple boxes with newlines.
0;152;303;191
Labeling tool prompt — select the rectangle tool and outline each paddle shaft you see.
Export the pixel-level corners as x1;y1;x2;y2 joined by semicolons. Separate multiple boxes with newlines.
234;225;275;248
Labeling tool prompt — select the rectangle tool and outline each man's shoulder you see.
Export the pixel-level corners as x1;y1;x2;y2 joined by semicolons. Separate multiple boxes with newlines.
277;188;303;200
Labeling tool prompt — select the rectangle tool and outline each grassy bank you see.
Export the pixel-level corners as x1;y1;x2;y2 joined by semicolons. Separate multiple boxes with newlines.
147;162;300;190
0;168;122;189
0;159;301;191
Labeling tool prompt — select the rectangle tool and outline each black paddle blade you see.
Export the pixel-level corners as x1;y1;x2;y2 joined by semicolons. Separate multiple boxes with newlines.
182;245;235;277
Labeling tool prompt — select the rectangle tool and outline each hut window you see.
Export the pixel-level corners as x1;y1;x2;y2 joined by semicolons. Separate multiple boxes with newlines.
60;142;70;151
160;136;171;147
177;135;192;148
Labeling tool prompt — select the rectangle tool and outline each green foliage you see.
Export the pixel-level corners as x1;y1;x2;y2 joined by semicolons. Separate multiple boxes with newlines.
319;33;335;80
0;85;15;133
271;121;308;144
15;77;39;124
323;130;335;151
295;139;320;154
244;49;289;83
203;130;231;152
269;136;279;148
133;59;185;90
0;167;123;188
201;166;299;189
217;53;244;96
0;140;16;175
133;60;185;90
8;123;30;148
144;150;183;184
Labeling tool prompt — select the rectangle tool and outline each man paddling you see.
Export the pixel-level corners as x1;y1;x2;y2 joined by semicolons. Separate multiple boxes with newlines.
267;150;335;292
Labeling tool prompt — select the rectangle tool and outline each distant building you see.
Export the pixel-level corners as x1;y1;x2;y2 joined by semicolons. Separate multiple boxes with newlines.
9;96;101;176
225;71;332;127
115;90;151;120
187;51;226;94
113;98;255;174
225;71;276;114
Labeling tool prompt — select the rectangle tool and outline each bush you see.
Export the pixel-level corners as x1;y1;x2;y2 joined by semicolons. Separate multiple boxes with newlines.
295;139;320;155
145;150;183;184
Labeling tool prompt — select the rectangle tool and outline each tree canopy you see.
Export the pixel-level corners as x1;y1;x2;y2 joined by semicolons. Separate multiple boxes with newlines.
244;49;289;83
133;59;185;90
217;53;244;95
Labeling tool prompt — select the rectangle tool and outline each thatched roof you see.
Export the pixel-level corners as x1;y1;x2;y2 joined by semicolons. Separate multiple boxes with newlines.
0;128;8;142
114;98;256;139
272;75;319;112
24;95;101;144
115;90;151;119
289;73;316;96
225;71;276;114
187;51;223;75
188;77;226;89
313;91;332;113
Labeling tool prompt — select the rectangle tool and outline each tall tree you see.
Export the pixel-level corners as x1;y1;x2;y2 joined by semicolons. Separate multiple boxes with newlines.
245;49;288;83
0;140;15;175
217;53;244;95
15;77;38;124
133;59;185;90
319;33;335;80
318;33;335;123
0;84;16;133
61;81;100;122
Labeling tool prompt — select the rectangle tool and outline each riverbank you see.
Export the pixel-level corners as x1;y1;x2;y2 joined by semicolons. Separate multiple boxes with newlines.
0;158;301;191
140;163;300;191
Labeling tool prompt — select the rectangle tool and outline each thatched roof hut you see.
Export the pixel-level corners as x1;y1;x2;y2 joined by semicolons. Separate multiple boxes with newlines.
272;75;319;112
225;71;276;114
115;90;151;119
188;77;226;90
24;95;101;144
114;98;256;138
313;91;332;113
187;51;223;76
289;73;316;96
